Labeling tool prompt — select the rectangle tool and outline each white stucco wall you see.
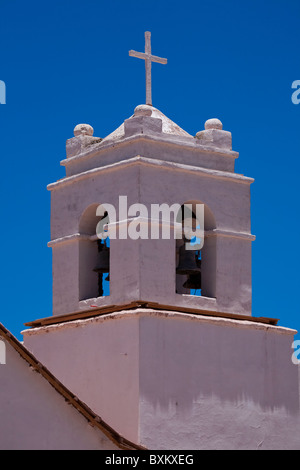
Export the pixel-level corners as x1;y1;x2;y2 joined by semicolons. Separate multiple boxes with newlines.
0;339;119;450
23;309;300;449
23;315;140;444
138;313;300;450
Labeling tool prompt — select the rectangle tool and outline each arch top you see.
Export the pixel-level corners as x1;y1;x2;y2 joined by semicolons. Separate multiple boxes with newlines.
79;203;109;235
176;200;216;232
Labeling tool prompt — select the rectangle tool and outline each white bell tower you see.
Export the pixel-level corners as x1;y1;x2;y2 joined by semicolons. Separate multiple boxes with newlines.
47;103;255;318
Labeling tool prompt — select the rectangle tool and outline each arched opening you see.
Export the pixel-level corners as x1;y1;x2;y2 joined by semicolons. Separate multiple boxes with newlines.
78;203;110;301
175;201;216;298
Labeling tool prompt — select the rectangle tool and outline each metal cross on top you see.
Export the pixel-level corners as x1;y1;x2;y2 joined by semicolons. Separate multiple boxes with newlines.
129;31;167;106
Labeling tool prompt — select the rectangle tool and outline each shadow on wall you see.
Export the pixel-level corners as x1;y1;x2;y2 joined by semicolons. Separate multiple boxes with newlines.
139;315;299;415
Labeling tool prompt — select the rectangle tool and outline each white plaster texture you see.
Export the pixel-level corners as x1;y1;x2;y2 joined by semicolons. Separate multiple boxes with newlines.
0;339;119;450
23;314;140;443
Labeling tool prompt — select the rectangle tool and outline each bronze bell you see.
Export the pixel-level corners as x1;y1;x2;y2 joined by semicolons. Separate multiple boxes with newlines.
176;244;201;275
183;272;202;290
93;244;109;273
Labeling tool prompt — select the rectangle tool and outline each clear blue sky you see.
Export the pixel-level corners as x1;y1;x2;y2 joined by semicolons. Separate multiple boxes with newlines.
0;0;299;341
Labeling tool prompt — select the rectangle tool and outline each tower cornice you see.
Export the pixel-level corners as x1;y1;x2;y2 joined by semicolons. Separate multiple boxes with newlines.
48;155;253;192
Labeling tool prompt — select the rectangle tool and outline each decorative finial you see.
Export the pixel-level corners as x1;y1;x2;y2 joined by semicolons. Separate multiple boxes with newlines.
205;118;223;130
134;104;153;117
129;31;167;106
74;124;94;137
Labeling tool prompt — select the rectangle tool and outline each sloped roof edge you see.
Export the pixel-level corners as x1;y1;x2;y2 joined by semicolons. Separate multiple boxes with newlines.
24;300;279;329
0;322;145;451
